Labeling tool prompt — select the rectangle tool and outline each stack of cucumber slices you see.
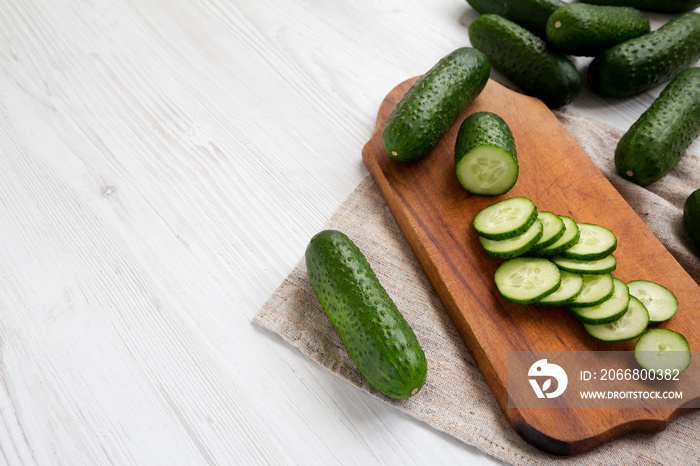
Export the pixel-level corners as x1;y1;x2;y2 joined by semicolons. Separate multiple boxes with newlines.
474;196;691;374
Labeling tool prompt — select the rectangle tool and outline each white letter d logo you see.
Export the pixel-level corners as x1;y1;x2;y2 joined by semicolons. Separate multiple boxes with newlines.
528;359;568;399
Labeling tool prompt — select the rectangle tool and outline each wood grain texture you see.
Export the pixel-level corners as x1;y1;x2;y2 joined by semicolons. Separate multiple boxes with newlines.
362;77;700;454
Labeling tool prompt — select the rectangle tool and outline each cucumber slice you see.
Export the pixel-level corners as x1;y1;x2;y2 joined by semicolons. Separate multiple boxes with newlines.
567;273;614;308
473;197;537;240
528;215;580;256
531;211;565;251
635;328;691;374
583;295;649;343
494;257;561;304
560;223;617;260
551;254;617;275
478;219;543;258
569;278;630;324
627;280;678;323
536;271;584;307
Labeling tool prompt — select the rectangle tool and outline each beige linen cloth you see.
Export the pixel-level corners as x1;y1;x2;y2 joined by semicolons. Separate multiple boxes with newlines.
254;108;700;465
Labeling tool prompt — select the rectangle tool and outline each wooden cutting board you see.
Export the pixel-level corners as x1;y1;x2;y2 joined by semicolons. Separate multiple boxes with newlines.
362;77;700;455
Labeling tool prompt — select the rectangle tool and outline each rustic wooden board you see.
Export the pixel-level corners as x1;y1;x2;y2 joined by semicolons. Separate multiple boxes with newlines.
362;77;700;455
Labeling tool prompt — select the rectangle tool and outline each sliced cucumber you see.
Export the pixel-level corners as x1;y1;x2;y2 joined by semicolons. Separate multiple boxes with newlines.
569;278;630;324
627;280;679;323
560;223;617;261
551;254;617;275
478;219;543;258
494;257;561;304
635;328;691;374
473;197;537;240
567;273;615;308
529;215;580;256
536;271;584;306
531;211;565;251
583;295;649;343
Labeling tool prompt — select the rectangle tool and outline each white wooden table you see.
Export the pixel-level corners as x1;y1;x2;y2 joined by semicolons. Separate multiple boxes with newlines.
1;1;698;464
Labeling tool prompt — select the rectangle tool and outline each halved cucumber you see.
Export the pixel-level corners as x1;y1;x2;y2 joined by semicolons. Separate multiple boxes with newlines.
531;211;565;250
583;295;649;343
635;328;691;374
528;215;580;256
494;257;561;304
551;254;617;275
478;219;543;258
627;280;678;323
569;278;630;324
560;223;617;260
473;197;538;240
535;271;584;306
567;273;614;308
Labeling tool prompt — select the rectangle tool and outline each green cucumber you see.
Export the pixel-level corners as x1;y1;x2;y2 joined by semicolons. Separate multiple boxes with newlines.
627;279;678;323
570;278;630;324
588;12;700;98
528;215;580;256
546;4;650;57
551;254;617;275
478;219;543;258
560;223;617;261
465;0;566;37
684;188;700;250
579;0;700;13
454;112;519;195
473;197;538;240
615;67;700;186
635;329;691;374
536;271;584;306
382;47;490;162
531;211;565;251
305;230;427;399
494;257;561;304
567;273;615;308
583;295;649;343
468;14;582;108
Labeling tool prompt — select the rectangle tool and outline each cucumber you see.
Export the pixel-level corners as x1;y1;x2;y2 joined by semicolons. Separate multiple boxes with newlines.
473;197;538;240
545;4;650;57
583;295;649;343
551;254;617;275
569;278;630;324
588;12;700;98
382;47;490;162
465;0;566;37
579;0;700;13
478;219;543;258
494;257;561;304
684;188;700;250
454;112;519;195
468;14;582;108
305;230;427;399
531;211;565;251
566;273;615;308
560;223;617;261
627;280;678;323
635;329;691;374
528;215;580;256
614;67;700;186
535;271;584;306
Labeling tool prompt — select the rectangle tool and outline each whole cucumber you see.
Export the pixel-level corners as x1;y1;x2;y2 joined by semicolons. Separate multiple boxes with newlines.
579;0;700;13
615;68;700;186
546;4;650;57
465;0;566;37
588;12;700;98
382;47;489;162
305;230;428;399
468;14;581;108
684;189;700;251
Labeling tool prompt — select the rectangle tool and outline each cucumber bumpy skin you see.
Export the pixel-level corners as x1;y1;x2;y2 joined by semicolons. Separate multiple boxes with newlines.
588;12;700;98
580;0;700;13
684;188;700;251
382;47;489;162
468;14;581;108
465;0;566;37
546;4;650;57
305;230;428;399
615;67;700;186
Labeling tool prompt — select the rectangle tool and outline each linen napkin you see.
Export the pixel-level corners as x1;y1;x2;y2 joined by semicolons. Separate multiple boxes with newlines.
254;108;700;465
